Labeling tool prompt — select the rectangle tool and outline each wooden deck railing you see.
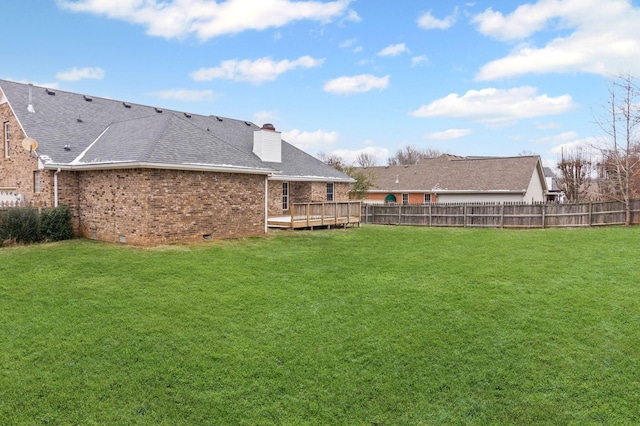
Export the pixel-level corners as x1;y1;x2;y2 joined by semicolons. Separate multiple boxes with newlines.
268;201;362;229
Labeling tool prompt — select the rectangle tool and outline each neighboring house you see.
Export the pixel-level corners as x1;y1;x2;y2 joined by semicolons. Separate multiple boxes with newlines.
0;79;352;245
358;154;548;204
543;166;564;202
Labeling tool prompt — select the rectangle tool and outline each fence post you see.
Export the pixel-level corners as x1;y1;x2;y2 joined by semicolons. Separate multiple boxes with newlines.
589;202;592;227
500;204;504;228
463;205;467;228
542;204;546;229
429;204;432;227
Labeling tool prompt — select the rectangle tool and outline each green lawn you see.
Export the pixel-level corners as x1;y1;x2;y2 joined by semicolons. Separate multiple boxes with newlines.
1;225;639;424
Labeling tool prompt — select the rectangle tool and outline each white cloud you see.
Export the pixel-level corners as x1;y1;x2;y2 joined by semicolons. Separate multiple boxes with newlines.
324;74;390;95
190;55;324;84
424;129;473;140
473;0;640;79
339;38;362;52
58;0;353;40
339;38;357;48
549;136;597;156
56;66;105;81
282;129;339;151
378;43;409;57
530;131;579;145
411;55;429;66
331;146;389;165
150;89;215;102
342;8;361;24
410;86;575;124
254;111;278;125
418;7;458;30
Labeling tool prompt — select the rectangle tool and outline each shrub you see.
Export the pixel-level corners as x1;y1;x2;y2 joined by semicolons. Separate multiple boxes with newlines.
0;208;42;244
40;206;74;242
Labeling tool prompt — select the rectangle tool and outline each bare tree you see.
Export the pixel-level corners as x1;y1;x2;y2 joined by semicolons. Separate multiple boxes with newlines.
557;146;592;202
316;152;346;171
317;152;374;198
387;145;443;166
593;73;640;225
355;151;378;167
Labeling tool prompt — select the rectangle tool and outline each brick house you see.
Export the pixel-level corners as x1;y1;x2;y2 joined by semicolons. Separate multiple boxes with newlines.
358;154;548;204
0;79;352;245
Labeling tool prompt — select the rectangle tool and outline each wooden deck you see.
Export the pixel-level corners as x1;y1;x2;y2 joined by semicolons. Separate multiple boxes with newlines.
268;201;362;229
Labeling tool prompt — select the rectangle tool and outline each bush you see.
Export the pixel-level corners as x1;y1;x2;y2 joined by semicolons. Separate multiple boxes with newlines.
0;206;73;246
40;206;74;242
0;208;42;244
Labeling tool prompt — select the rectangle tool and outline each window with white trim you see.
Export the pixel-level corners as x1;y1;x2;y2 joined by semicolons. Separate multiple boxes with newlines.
4;122;10;158
34;171;41;193
424;193;431;203
282;182;289;210
402;193;409;204
326;183;334;201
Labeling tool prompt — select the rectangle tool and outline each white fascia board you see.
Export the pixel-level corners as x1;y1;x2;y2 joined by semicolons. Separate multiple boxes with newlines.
367;189;525;194
43;161;276;175
269;174;355;183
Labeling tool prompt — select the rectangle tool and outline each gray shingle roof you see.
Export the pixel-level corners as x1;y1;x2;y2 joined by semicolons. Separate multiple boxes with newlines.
0;79;350;180
359;155;546;193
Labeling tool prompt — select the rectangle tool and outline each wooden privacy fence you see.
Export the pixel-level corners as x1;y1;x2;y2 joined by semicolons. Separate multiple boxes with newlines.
362;200;640;228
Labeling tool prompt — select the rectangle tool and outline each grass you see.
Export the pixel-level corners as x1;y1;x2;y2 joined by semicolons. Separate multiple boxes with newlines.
1;225;640;424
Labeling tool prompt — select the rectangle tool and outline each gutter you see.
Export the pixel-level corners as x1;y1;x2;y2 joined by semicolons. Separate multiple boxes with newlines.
43;161;277;176
268;174;355;183
54;168;61;207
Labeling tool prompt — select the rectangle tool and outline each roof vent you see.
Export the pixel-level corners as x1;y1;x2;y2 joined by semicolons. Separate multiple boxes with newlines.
64;144;71;151
46;89;55;96
83;95;93;102
155;107;163;113
262;123;276;131
184;112;192;118
216;116;223;122
77;117;83;123
123;102;131;108
244;121;251;126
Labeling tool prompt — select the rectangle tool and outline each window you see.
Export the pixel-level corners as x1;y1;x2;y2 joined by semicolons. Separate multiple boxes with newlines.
34;171;41;193
424;193;431;203
4;122;10;158
326;183;334;201
402;193;409;204
282;182;289;210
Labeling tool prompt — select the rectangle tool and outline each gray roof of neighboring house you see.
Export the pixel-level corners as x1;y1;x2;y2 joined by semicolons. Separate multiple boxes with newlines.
543;167;561;191
359;155;546;193
0;79;350;181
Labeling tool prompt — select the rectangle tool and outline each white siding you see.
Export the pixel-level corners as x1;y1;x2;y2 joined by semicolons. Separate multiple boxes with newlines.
437;193;524;203
524;168;546;203
253;129;282;163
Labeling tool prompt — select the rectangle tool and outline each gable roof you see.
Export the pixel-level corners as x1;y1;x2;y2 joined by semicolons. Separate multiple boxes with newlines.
0;79;351;181
360;155;547;194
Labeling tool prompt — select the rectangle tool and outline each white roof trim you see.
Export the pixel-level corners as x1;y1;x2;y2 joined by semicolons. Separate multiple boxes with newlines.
43;161;276;175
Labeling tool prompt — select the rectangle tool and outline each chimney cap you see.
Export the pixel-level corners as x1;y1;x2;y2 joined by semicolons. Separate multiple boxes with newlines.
261;123;276;131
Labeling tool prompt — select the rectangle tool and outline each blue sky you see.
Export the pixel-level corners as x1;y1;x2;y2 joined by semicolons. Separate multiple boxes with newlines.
4;0;640;167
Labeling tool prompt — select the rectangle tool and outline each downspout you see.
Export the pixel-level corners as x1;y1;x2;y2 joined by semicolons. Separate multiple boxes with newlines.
264;176;269;234
54;168;61;207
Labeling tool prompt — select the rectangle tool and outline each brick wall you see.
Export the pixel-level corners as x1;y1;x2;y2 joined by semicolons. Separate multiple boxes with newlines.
269;180;351;216
0;103;54;207
63;168;266;246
